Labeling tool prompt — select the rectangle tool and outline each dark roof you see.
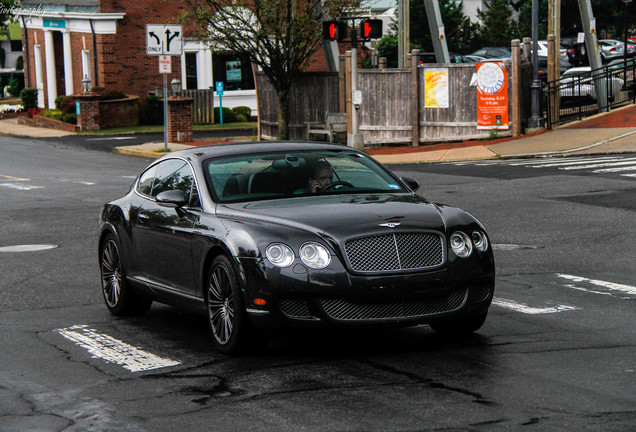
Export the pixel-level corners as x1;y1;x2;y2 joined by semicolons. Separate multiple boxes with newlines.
169;141;359;161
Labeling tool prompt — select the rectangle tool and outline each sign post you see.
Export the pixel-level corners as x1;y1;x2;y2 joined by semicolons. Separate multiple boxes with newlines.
146;24;183;151
215;81;224;125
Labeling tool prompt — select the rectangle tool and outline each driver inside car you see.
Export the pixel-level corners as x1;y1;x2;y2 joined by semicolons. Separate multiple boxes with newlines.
295;161;334;194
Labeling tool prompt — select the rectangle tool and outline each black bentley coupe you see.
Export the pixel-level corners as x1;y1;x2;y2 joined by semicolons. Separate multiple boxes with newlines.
99;142;495;353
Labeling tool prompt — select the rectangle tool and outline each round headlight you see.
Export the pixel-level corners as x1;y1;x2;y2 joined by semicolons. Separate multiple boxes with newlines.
265;243;294;267
299;242;331;269
472;230;489;252
450;231;473;258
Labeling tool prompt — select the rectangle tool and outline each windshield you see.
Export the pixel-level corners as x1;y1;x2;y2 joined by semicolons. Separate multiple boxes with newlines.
203;150;406;203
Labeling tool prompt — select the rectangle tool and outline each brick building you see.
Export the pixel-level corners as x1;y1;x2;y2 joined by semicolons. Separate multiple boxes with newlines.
16;0;268;111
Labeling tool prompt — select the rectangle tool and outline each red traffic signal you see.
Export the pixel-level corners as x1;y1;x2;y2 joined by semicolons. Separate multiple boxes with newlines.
360;19;382;40
323;21;347;41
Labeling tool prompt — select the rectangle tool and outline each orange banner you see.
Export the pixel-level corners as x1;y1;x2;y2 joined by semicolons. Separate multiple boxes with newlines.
476;62;509;130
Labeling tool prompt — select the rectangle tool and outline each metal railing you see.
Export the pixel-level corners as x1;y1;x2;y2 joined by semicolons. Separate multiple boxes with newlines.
545;60;636;128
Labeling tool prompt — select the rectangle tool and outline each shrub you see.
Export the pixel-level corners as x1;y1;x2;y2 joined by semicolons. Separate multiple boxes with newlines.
20;88;39;110
7;77;23;97
59;96;76;116
232;106;252;120
235;114;248;122
54;95;65;110
41;109;63;120
92;87;127;100
62;113;77;124
214;107;236;124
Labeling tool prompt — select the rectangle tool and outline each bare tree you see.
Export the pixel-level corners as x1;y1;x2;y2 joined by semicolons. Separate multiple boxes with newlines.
179;0;357;139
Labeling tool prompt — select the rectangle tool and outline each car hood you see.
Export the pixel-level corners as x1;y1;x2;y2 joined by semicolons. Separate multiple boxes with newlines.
216;193;447;240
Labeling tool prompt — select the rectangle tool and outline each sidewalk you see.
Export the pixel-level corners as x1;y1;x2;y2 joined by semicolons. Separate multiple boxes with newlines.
2;105;636;162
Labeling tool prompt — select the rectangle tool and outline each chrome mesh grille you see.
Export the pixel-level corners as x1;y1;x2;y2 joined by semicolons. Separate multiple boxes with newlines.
320;289;467;321
279;298;313;319
344;233;444;272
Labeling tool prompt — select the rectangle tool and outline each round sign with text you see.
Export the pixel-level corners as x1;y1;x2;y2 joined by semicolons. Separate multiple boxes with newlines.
477;63;505;94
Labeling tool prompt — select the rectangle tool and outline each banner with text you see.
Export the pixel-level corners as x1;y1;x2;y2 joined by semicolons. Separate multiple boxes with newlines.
476;62;509;130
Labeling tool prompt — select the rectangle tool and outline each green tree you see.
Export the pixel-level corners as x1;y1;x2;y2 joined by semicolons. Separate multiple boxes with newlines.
178;0;358;140
476;0;515;46
410;0;480;54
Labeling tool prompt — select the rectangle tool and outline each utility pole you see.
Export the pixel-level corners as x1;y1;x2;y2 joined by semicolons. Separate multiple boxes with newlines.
528;0;544;129
398;0;410;67
577;0;607;111
424;0;450;63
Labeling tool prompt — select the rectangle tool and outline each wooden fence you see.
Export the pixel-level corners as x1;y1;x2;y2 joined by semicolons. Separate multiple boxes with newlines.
257;72;340;140
257;51;516;145
167;89;215;124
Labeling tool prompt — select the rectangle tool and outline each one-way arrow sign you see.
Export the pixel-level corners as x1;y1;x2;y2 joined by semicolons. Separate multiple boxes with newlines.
146;24;183;56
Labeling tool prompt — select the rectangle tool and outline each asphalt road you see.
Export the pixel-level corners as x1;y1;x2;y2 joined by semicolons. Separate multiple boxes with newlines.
1;137;634;431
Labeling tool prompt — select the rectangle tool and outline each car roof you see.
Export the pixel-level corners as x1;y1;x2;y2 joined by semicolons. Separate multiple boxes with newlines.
161;141;362;161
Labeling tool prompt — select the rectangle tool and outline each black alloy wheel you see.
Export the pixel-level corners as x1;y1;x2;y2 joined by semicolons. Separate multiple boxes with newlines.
100;234;152;315
206;255;250;353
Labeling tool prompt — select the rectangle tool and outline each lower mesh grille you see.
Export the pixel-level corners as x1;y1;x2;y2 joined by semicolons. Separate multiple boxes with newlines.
468;283;494;304
320;289;467;321
279;298;313;319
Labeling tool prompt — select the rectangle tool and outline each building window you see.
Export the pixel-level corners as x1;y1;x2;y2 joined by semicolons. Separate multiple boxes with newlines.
185;52;198;90
10;40;22;52
213;53;254;91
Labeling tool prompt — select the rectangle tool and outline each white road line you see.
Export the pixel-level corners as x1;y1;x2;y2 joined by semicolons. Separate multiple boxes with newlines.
508;156;622;167
560;157;636;170
0;183;43;190
621;173;636;178
492;298;579;314
557;274;636;297
592;164;636;173
121;175;137;179
59;179;97;185
55;325;181;372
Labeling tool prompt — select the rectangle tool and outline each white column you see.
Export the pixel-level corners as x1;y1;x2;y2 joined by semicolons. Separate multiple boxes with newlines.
62;30;74;95
196;50;205;89
34;44;45;108
204;48;213;89
180;52;187;89
44;30;57;108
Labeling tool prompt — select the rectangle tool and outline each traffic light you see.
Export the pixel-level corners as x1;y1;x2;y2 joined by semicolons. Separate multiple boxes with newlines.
323;20;347;42
360;19;382;40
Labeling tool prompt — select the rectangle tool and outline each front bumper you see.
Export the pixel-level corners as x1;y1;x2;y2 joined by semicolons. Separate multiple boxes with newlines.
237;254;495;329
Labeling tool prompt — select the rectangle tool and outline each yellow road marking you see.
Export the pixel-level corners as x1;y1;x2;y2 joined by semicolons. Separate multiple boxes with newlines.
0;174;28;180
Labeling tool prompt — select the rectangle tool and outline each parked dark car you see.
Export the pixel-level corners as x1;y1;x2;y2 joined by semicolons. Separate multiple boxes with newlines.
98;142;496;353
417;52;485;64
470;47;511;59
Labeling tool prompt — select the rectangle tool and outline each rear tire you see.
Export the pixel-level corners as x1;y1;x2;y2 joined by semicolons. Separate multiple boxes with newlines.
205;255;251;354
100;234;152;316
430;311;487;336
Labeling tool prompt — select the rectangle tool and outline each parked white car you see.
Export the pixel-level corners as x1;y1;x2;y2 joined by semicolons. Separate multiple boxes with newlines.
560;66;624;102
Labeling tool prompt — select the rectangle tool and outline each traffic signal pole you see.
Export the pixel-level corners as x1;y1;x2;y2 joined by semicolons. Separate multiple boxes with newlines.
349;27;364;150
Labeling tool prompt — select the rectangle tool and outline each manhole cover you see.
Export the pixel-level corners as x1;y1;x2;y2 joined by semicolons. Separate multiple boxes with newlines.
0;244;59;253
492;244;540;251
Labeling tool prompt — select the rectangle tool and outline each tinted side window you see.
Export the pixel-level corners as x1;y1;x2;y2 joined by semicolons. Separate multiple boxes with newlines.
151;159;192;199
137;165;157;196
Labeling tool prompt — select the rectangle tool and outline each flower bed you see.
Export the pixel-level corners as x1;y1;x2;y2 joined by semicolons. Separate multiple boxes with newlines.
0;104;24;119
18;114;80;132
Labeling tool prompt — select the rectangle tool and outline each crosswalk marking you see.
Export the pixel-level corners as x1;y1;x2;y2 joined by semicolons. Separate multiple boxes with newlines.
446;155;636;178
492;298;579;314
56;325;181;372
557;274;636;297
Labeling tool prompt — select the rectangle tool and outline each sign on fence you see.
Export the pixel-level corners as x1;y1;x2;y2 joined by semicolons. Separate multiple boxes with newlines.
476;62;509;130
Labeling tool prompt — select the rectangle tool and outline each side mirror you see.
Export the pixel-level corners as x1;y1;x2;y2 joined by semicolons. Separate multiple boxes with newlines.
400;176;420;192
156;190;187;207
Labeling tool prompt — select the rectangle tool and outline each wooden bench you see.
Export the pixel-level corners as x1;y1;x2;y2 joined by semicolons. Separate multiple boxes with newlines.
306;112;347;142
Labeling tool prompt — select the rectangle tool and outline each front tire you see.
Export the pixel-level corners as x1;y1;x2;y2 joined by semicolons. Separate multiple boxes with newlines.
205;255;251;354
430;311;487;336
100;234;152;316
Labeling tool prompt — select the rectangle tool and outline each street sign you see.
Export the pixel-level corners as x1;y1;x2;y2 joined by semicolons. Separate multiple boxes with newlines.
159;55;171;74
215;81;224;95
146;24;183;56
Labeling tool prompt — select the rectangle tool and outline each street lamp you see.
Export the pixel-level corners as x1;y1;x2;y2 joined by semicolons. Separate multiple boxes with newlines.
170;77;182;94
82;75;91;93
529;0;544;129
